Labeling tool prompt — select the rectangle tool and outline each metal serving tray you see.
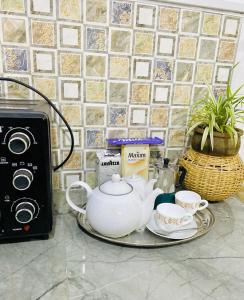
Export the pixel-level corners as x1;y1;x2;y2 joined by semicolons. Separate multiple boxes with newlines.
77;206;215;248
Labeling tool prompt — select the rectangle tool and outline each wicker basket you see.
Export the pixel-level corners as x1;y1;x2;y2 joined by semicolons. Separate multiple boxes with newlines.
180;149;244;202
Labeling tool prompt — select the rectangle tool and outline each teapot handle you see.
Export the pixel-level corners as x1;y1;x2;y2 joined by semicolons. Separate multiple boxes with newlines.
66;181;93;215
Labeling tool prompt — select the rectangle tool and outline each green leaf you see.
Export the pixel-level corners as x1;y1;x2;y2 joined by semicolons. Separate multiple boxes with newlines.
201;126;210;150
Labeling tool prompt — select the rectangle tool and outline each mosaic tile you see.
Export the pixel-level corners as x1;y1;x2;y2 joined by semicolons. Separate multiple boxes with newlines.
61;79;81;100
52;172;60;190
0;0;25;13
134;31;154;55
109;81;128;103
85;170;97;188
2;18;26;44
215;65;231;84
85;128;105;148
192;85;209;102
85;105;105;126
154;59;173;81
136;4;156;29
32;20;55;47
62;151;82;169
129;128;147;138
181;10;200;33
223;16;240;37
51;126;59;148
63;172;83;188
213;86;227;99
134;58;152;80
218;40;236;62
59;24;81;49
60;52;81;76
170;107;189;127
130;106;148;126
110;29;132;54
168;128;186;147
86;27;107;51
31;0;53;16
34;77;56;100
176;62;194;82
178;36;197;59
6;76;30;99
150;129;166;141
109;56;130;79
33;50;55;73
86;54;106;77
159;7;179;32
86;0;107;24
59;0;82;21
86;80;106;102
85;150;97;169
61;104;82;126
131;83;151;104
108;106;127;127
150;106;169;127
61;127;82;148
195;63;214;84
107;128;127;138
157;35;176;57
172;85;191;105
111;1;133;26
3;47;28;72
202;13;221;36
199;38;218;60
152;83;171;104
166;148;184;163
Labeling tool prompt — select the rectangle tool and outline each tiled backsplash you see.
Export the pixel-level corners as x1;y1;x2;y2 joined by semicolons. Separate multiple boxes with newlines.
0;0;241;189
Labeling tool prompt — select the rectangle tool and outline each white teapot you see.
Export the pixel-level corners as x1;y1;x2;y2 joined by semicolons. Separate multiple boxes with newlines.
66;174;163;238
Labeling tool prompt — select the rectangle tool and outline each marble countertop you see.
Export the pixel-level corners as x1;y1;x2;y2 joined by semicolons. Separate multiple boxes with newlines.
1;191;244;300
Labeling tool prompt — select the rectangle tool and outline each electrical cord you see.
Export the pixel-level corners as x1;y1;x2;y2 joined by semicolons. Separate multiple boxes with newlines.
0;77;74;172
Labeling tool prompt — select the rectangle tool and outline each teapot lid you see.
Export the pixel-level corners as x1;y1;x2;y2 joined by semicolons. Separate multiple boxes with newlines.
99;174;132;195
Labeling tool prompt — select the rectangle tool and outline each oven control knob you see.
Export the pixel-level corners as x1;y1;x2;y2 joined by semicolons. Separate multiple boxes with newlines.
8;132;31;155
15;202;35;224
13;169;33;191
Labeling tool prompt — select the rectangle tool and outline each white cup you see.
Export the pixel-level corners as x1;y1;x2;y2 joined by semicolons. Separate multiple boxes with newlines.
175;190;208;215
155;203;193;232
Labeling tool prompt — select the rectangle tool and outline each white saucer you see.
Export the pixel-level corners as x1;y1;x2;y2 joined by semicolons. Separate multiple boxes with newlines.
146;211;198;240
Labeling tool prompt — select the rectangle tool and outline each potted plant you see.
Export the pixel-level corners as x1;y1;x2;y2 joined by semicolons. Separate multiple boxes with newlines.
188;69;244;156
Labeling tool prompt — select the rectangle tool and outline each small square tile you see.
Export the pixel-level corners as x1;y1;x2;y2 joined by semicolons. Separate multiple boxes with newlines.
61;104;82;126
3;47;28;72
134;31;154;55
86;0;107;24
213;86;226;99
152;84;171;104
176;62;194;82
31;0;52;15
85;150;97;169
109;56;130;79
60;24;81;48
85;54;106;78
133;58;152;80
150;129;166;140
86;80;106;102
110;29;132;54
61;127;82;148
150;107;169;127
202;13;221;36
223;16;240;37
181;10;200;33
62;151;82;170
34;77;56;100
198;38;218;60
154;59;173;81
61;79;81;100
51;126;59;148
85;105;105;126
130;107;148;126
6;76;30;99
1;0;25;13
195;63;214;84
168;128;186;147
218;40;236;62
170;107;189;127
111;1;132;26
192;85;209;102
172;85;191;105
33;50;55;73
108;106;127;127
131;83;151;104
86;27;107;51
128;128;147;138
2;18;26;44
178;36;197;59
159;7;179;31
63;172;83;188
59;0;82;21
85;171;97;188
109;81;129;103
32;20;55;47
60;52;81;76
85;128;105;148
136;4;156;29
107;128;127;139
157;35;176;56
215;66;231;83
166;148;184;162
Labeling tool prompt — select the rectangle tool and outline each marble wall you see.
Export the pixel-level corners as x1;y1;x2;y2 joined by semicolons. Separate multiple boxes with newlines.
0;0;241;189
